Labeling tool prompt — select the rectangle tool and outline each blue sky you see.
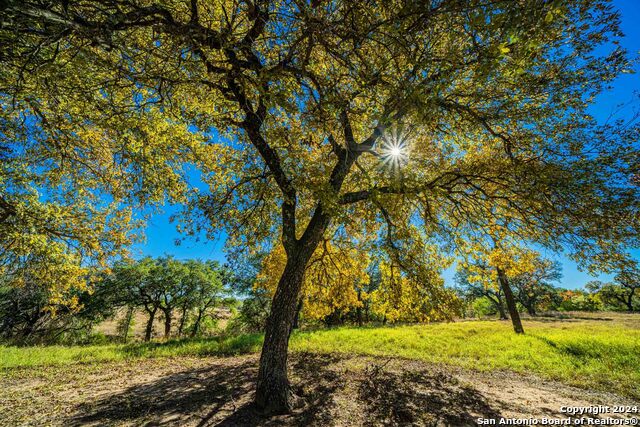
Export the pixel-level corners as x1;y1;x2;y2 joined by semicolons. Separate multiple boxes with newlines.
133;0;640;289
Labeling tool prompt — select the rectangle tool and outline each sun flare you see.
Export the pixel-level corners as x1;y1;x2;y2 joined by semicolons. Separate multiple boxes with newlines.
379;127;411;174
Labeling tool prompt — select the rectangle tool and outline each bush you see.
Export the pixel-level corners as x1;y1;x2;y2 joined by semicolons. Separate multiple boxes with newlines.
557;290;602;312
470;297;499;318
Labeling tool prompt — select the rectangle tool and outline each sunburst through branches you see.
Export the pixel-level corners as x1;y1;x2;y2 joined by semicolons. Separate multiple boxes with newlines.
379;127;411;175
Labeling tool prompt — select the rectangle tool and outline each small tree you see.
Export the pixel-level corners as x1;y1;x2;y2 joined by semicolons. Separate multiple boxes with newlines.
104;257;229;341
225;252;272;333
0;273;117;344
188;260;227;337
105;258;161;342
458;244;548;333
455;266;508;320
116;307;135;343
558;288;602;312
587;268;640;312
152;257;190;339
511;259;562;316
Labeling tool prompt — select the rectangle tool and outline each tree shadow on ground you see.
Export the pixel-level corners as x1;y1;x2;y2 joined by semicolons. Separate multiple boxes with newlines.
530;313;616;322
356;361;501;426
71;358;258;427
215;352;345;426
71;353;502;426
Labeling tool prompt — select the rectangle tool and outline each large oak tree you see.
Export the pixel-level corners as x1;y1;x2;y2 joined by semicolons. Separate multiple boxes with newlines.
2;0;639;414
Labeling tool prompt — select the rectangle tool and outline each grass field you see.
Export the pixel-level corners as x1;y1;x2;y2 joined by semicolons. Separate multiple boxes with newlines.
1;314;639;400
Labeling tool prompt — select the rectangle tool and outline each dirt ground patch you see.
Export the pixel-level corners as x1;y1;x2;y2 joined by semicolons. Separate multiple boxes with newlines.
0;353;637;426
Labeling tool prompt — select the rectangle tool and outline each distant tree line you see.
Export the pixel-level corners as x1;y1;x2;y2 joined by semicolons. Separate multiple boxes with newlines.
1;250;637;345
101;257;235;341
0;257;237;344
455;260;639;319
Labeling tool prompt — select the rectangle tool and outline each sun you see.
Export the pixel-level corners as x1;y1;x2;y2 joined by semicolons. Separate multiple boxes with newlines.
379;127;411;174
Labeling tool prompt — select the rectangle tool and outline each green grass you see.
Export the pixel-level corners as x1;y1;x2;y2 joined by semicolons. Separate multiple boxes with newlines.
1;317;639;399
0;333;263;368
291;320;640;399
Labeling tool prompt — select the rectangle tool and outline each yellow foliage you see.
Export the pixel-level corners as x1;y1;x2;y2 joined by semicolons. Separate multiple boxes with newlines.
371;262;460;323
256;241;370;320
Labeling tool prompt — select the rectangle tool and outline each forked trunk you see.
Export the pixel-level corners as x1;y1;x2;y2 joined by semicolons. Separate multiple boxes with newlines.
255;252;310;414
497;267;524;334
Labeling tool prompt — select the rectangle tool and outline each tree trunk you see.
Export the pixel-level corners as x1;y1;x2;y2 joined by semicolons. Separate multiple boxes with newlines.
497;268;524;334
178;304;188;337
526;303;536;317
144;307;157;342
292;298;303;331
122;306;134;343
163;308;172;339
497;301;508;320
21;311;39;340
255;253;309;415
323;310;342;327
191;308;203;337
488;294;507;320
627;289;636;312
21;316;36;341
356;289;363;327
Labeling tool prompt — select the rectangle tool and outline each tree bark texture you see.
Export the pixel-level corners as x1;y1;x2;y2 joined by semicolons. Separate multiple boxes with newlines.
255;247;316;414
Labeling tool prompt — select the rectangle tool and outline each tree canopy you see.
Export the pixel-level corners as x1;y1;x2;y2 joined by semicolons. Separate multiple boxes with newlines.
2;0;639;414
587;267;640;312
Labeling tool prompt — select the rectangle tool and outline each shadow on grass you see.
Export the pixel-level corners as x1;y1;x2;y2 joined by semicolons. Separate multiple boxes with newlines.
530;334;638;368
530;312;616;322
70;353;502;426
